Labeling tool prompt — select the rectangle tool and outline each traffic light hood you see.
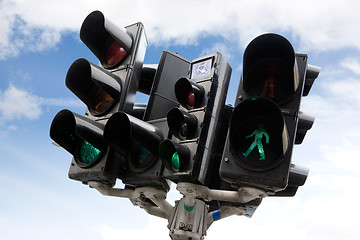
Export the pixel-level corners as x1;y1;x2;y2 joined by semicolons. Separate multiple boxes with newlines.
104;111;164;157
243;33;299;104
66;58;122;116
50;109;107;166
80;10;133;68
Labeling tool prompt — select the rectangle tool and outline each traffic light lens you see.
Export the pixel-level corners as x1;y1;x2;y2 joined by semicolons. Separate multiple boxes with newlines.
186;91;195;109
172;152;180;171
229;97;288;171
130;144;156;172
179;121;187;140
105;41;127;68
79;140;102;166
244;60;295;104
91;88;116;115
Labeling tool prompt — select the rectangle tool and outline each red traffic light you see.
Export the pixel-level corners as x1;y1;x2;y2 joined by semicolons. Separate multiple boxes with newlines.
242;33;298;105
105;41;128;68
80;10;132;68
175;77;205;110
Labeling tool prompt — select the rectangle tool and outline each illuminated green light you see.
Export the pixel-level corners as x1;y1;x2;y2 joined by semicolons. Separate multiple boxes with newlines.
79;140;102;165
243;124;270;161
172;152;180;170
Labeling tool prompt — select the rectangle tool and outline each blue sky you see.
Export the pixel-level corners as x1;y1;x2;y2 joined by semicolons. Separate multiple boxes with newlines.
1;0;360;239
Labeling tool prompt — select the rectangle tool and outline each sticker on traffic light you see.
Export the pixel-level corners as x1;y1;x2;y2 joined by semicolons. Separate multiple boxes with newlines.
191;58;212;78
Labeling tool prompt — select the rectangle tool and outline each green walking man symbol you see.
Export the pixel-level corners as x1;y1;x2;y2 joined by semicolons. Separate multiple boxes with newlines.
243;124;270;161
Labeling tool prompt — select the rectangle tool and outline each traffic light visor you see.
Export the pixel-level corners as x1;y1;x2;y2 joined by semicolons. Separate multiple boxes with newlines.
159;139;190;172
243;33;298;104
50;109;106;168
167;108;198;140
80;11;132;68
175;77;205;110
66;59;121;116
104;112;163;172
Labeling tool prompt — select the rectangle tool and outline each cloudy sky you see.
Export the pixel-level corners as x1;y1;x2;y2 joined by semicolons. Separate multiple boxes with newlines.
1;0;359;239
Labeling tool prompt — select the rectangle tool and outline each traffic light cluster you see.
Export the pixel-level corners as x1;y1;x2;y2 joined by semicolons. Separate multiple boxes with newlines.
50;10;319;215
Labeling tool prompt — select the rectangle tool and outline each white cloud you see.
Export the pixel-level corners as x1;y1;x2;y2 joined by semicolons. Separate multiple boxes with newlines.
340;57;360;75
97;217;169;240
200;42;234;61
0;84;82;124
2;0;360;59
0;84;42;122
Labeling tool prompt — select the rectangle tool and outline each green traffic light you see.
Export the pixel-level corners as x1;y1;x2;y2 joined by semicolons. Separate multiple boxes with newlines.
243;124;270;161
172;151;180;171
79;140;102;165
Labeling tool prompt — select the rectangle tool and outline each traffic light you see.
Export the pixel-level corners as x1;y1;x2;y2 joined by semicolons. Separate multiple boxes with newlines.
219;33;320;193
102;111;169;190
50;10;147;187
159;52;232;185
50;109;119;186
79;10;147;114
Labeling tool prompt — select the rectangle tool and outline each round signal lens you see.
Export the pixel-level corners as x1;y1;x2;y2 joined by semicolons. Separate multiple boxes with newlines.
129;144;156;172
104;41;127;68
186;91;195;109
178;121;187;140
91;88;116;115
78;140;102;167
172;152;180;171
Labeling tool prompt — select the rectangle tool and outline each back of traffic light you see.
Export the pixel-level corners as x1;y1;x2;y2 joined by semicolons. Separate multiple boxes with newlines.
219;33;320;193
159;52;232;185
50;11;149;187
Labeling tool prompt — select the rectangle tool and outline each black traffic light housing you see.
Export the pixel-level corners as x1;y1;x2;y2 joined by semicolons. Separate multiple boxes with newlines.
99;51;191;191
159;52;232;185
66;58;122;117
220;33;319;193
103;111;169;190
79;10;147;116
50;109;119;186
50;10;148;187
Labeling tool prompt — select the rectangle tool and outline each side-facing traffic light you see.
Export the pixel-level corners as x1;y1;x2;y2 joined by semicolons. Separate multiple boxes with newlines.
102;111;170;190
50;10;147;186
159;53;232;185
220;33;319;193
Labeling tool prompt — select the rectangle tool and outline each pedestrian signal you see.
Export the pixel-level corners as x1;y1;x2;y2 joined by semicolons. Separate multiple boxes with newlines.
229;97;288;172
219;33;313;192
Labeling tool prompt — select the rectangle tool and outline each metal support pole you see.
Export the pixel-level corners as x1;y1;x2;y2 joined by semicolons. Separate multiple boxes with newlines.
88;180;267;240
